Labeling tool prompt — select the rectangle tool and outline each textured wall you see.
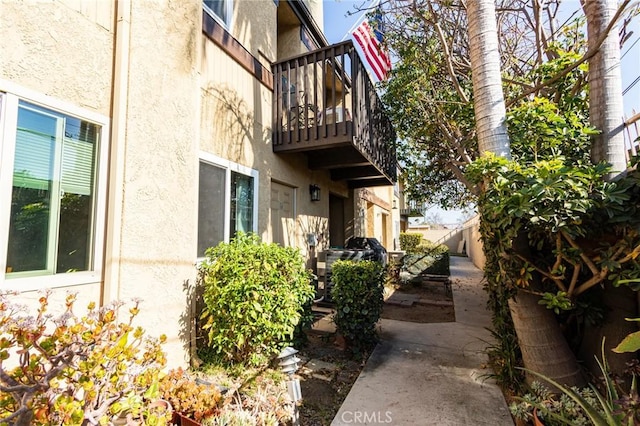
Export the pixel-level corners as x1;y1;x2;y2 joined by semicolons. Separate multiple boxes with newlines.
0;1;113;114
462;217;486;269
233;0;277;62
107;0;201;367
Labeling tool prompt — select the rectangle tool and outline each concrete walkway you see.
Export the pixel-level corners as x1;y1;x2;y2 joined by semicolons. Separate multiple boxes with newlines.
332;256;514;425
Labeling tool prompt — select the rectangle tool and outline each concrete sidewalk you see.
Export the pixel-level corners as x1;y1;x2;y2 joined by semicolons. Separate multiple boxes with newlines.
331;256;514;425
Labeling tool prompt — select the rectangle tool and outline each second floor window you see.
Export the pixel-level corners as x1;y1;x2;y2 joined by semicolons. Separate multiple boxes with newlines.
204;0;232;28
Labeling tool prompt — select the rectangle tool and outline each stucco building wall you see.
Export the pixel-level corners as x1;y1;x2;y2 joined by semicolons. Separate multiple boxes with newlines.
462;216;486;270
1;1;113;116
104;0;201;367
199;3;350;258
3;0;203;367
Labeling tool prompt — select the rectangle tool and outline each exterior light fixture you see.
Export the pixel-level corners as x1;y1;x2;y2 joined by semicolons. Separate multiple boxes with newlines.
309;184;321;202
278;346;302;425
392;199;398;209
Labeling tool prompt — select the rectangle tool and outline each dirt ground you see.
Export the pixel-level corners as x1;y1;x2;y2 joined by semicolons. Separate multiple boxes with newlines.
297;280;455;425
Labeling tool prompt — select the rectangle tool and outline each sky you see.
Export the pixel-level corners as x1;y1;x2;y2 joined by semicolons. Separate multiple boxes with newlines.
321;0;640;226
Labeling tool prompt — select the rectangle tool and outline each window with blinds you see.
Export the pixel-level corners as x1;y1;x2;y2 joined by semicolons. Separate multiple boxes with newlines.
6;102;99;276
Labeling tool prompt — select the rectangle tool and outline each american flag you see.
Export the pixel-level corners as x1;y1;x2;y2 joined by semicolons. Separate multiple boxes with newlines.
352;11;391;81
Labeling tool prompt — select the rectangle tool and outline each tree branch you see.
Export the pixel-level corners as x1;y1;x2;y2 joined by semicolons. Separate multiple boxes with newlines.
567;263;581;297
415;0;470;103
561;230;600;276
508;0;632;106
515;253;567;291
574;268;609;296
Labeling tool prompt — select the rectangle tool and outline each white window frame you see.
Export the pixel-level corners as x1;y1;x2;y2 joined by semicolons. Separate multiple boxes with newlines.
203;0;234;30
197;151;258;259
0;79;109;292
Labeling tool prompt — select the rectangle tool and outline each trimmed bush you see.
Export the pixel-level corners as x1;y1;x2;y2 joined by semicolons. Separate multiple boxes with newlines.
198;232;314;367
331;260;384;355
416;240;449;256
399;232;422;253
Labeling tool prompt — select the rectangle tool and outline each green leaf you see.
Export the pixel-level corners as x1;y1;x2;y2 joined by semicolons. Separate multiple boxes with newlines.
612;331;640;353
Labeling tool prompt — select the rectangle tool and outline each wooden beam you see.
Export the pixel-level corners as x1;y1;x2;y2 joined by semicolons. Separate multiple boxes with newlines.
330;166;380;180
202;13;273;90
348;178;393;188
308;148;367;169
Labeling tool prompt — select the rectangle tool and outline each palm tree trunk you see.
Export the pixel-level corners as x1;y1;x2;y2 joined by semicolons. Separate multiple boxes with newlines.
509;290;585;388
466;0;511;158
585;0;626;176
583;0;635;378
467;0;585;388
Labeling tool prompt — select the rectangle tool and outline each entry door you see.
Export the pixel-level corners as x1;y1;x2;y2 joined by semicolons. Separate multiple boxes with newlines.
271;182;295;246
329;194;345;248
381;213;389;249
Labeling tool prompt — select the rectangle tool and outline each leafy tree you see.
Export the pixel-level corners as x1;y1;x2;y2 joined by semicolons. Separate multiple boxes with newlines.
368;0;638;390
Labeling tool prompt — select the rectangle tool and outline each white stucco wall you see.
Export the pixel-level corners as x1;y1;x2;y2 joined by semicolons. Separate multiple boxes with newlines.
462;215;486;270
104;0;201;367
2;0;206;368
0;1;114;115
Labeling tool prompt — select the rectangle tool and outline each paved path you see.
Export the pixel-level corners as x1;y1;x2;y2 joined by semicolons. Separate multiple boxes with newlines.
332;256;514;425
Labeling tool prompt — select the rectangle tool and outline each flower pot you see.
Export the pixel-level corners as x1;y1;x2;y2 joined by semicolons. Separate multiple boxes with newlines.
172;412;202;426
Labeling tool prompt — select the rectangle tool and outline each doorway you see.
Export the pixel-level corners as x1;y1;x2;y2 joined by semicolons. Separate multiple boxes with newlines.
329;194;345;248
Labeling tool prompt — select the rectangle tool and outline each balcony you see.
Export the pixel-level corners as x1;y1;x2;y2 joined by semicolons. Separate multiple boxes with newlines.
272;41;396;188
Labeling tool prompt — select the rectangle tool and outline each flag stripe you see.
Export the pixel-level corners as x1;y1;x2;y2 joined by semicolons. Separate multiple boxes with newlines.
353;23;387;80
351;18;391;81
354;23;390;80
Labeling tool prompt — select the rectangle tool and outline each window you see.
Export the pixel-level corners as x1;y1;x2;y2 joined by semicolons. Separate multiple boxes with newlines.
197;153;258;257
0;86;108;290
204;0;233;28
198;162;225;254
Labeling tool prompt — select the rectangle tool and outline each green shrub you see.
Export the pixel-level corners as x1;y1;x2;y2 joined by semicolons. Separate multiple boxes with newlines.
399;232;422;253
416;240;448;256
198;232;314;366
331;260;384;356
416;242;450;275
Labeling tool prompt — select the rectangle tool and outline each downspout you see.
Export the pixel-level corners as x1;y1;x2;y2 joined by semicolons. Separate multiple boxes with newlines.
102;0;131;305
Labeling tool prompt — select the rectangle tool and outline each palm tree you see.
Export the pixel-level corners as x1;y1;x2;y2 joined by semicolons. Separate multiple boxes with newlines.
581;0;635;377
585;0;626;176
466;0;510;158
466;0;584;387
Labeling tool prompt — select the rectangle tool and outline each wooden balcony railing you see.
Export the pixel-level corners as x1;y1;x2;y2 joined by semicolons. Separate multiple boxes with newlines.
272;41;396;187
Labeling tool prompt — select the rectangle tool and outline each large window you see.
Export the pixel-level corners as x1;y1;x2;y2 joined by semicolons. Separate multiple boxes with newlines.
203;0;233;28
197;154;258;257
0;87;108;290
